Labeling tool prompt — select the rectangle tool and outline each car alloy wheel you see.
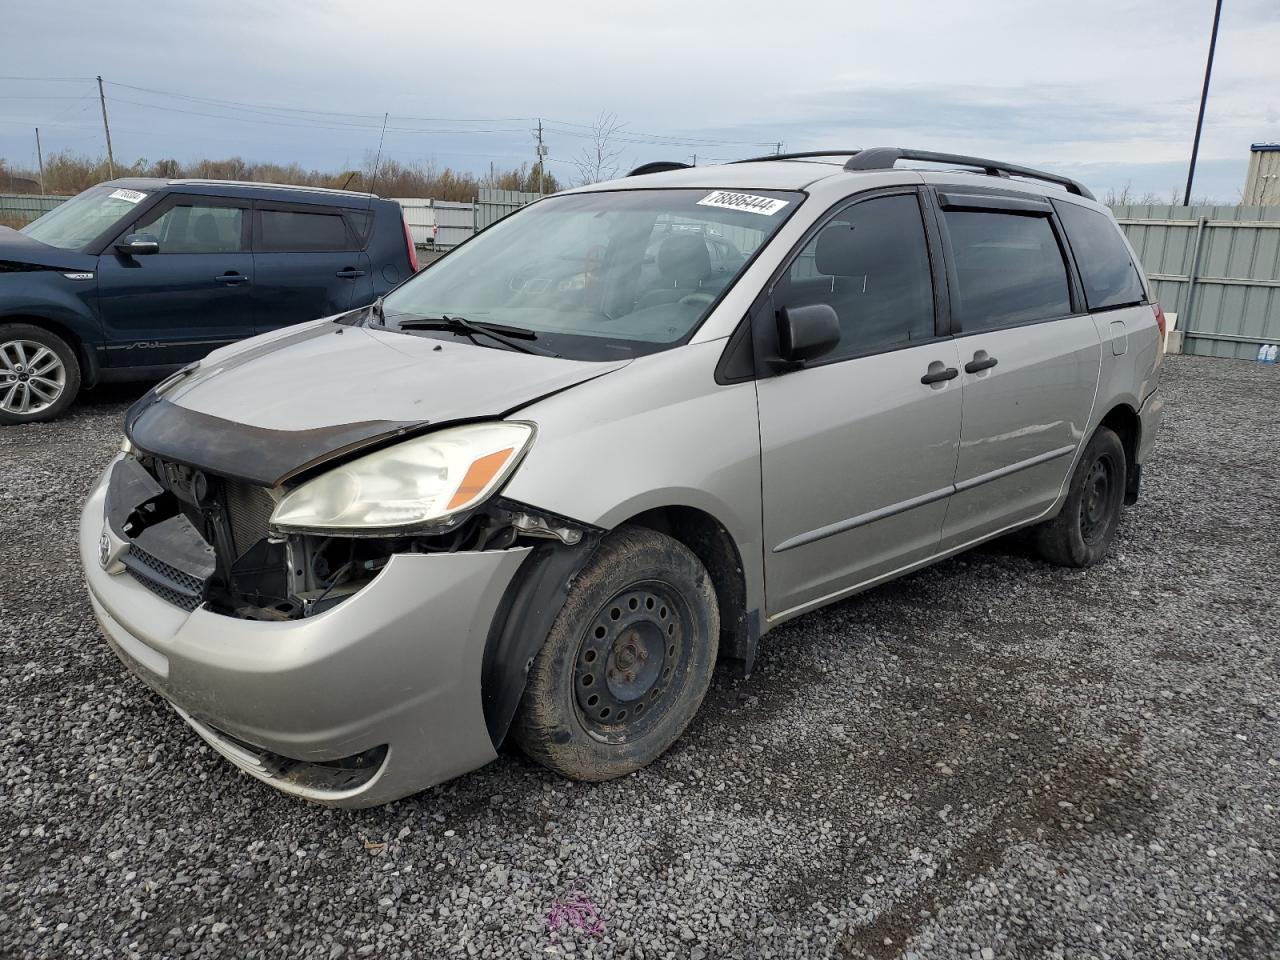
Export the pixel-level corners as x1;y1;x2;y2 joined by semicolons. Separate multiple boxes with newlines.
0;339;67;416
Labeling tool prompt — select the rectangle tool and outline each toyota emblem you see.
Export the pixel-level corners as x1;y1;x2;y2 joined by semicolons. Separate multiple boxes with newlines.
99;530;111;568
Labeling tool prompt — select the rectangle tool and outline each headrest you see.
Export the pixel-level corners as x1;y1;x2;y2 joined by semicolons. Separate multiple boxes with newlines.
815;224;863;276
192;213;221;245
657;233;711;285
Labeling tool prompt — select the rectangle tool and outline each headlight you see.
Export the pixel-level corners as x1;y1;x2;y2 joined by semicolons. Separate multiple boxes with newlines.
269;421;534;534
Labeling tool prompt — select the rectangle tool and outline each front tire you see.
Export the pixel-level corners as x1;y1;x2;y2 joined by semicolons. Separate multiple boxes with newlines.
0;323;81;425
512;526;719;781
1033;426;1127;567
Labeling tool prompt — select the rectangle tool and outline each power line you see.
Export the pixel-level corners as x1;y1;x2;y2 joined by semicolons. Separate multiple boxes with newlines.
104;81;531;125
104;95;529;135
97;78;779;150
4;74;785;177
542;117;776;147
10;75;776;149
0;75;95;82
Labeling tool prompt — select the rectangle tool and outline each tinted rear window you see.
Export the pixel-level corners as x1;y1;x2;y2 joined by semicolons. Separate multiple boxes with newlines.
258;209;351;251
1054;201;1146;311
944;211;1071;331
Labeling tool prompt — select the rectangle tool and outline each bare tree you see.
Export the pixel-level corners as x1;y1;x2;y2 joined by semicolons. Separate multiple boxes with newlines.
1105;181;1181;209
1104;182;1135;207
573;111;625;186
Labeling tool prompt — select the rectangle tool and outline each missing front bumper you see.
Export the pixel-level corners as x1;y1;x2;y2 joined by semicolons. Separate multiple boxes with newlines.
81;463;535;806
176;706;390;801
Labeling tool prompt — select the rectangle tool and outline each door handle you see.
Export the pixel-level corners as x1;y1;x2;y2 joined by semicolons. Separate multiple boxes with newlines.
215;272;249;284
920;365;959;385
964;354;998;374
335;268;367;279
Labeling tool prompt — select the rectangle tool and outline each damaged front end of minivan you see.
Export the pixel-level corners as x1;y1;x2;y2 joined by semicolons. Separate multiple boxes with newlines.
109;419;593;624
81;374;607;805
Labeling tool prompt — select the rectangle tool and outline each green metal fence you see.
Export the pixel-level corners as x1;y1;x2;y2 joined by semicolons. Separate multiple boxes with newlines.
474;188;543;232
1113;204;1280;359
0;193;71;225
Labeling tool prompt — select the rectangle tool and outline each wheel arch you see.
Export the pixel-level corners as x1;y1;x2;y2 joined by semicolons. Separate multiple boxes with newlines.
624;504;758;676
0;312;98;388
480;502;760;751
1097;402;1140;504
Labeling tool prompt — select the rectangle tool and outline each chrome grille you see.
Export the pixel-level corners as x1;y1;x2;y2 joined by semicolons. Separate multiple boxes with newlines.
224;481;277;557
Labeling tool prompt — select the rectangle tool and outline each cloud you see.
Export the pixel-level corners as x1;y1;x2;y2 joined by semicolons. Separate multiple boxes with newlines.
1;0;1275;202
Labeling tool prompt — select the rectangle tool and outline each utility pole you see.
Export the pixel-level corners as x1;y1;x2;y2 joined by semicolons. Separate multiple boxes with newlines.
535;118;547;194
690;153;697;166
97;75;115;179
1184;0;1223;206
35;127;45;195
775;141;783;155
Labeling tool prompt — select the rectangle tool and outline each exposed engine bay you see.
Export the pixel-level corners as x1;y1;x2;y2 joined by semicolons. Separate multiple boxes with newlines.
106;453;590;621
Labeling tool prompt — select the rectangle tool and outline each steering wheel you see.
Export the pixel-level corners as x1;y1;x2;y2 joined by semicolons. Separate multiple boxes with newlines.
678;292;716;307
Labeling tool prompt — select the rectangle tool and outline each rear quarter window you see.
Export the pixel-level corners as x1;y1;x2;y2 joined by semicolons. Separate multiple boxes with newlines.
1053;200;1146;311
258;208;353;252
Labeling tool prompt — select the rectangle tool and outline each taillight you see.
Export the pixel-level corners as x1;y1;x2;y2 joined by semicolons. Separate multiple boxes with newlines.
1152;302;1167;345
403;219;419;273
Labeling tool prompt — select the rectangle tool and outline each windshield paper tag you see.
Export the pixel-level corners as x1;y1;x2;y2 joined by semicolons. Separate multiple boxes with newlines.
697;191;788;216
108;188;147;204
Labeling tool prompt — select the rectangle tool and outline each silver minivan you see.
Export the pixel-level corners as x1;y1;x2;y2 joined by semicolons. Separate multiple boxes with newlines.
79;148;1165;806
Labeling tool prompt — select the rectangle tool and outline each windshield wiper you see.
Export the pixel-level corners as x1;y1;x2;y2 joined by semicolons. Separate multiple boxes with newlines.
395;315;553;356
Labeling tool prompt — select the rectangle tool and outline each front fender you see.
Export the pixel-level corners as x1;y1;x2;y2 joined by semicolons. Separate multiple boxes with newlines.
0;270;103;346
503;340;764;615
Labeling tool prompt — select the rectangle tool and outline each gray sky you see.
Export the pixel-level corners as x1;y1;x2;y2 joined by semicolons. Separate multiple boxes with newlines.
2;0;1277;201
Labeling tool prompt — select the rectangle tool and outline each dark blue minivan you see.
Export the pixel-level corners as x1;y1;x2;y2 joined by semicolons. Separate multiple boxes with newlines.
0;179;417;423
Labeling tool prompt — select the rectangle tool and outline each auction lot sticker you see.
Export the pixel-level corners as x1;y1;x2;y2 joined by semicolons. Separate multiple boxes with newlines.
108;188;148;204
696;191;789;215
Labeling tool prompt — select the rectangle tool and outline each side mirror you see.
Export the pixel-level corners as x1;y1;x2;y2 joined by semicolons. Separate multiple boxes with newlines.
114;234;160;257
776;304;840;365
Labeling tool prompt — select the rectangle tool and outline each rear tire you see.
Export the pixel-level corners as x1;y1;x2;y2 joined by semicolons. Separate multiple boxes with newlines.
0;323;81;425
1033;426;1127;567
512;525;719;781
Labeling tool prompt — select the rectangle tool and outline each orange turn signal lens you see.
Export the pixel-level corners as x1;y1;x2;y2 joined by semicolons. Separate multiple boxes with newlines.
448;447;515;510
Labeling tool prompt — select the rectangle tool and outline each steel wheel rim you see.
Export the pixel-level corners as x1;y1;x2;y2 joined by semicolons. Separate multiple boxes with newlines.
0;340;66;415
574;580;693;743
1079;454;1115;543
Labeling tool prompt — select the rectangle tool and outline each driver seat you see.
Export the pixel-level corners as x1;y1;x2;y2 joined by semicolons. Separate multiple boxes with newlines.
636;234;712;310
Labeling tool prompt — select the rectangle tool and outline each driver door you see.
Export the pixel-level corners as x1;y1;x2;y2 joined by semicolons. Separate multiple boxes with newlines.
756;190;964;618
96;194;255;367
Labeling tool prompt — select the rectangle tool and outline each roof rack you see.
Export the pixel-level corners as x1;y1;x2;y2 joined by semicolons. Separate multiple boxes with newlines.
844;148;1093;199
168;179;376;198
729;147;1094;200
627;161;693;177
731;150;861;164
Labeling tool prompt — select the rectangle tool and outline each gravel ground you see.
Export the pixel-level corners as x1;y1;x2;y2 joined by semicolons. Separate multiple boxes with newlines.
1;355;1277;960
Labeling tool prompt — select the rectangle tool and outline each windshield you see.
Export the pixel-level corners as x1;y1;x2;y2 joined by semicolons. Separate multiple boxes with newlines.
21;184;150;251
381;188;802;360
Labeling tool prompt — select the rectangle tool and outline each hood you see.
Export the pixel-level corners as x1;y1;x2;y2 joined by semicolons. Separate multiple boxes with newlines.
126;320;628;486
0;226;97;271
